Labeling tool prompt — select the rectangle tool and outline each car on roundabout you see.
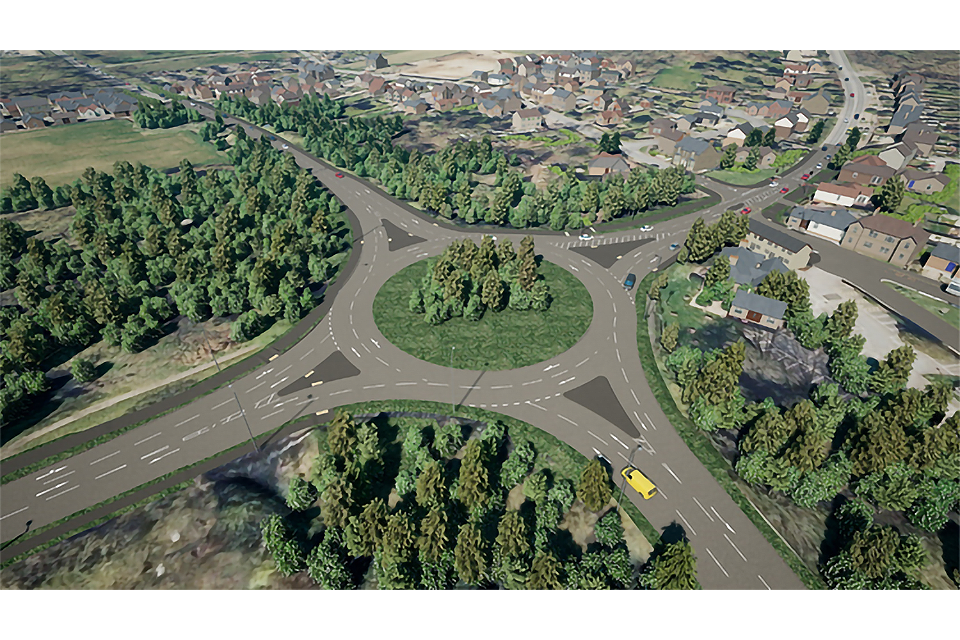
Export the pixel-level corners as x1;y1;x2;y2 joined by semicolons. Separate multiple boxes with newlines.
621;466;658;499
640;225;653;232
780;186;790;194
623;273;636;290
579;233;593;240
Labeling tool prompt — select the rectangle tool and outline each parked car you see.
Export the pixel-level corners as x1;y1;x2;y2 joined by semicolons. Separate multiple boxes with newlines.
669;243;679;251
821;145;829;151
623;273;637;290
780;187;790;194
266;135;276;141
640;225;653;232
621;467;658;500
769;181;779;187
741;207;751;215
335;172;344;178
826;154;832;161
579;233;593;240
845;77;849;81
844;118;849;123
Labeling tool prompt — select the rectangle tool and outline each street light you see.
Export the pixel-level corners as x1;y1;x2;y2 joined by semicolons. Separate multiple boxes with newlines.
199;325;260;453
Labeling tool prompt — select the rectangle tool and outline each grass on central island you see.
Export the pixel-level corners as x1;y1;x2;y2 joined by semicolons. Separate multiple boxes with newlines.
373;259;593;370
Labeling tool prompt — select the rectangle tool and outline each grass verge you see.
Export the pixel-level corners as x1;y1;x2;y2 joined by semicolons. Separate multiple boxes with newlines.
594;192;721;235
884;281;960;330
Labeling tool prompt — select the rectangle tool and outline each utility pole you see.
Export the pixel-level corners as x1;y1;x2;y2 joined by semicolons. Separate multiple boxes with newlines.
616;444;643;515
450;346;456;415
200;325;259;453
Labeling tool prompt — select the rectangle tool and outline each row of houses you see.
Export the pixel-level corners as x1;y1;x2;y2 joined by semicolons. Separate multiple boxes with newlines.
1;88;137;132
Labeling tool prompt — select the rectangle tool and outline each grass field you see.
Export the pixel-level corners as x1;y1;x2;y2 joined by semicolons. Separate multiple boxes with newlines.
884;281;960;330
373;260;593;370
1;119;226;189
72;50;298;75
707;168;778;186
0;53;113;96
650;65;704;91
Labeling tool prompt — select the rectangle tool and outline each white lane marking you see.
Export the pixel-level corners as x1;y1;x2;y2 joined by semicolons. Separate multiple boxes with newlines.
222;411;242;424
350;300;355;311
587;431;609;446
254;393;276;409
42;471;76;484
246;381;266;393
426;382;448;387
613;316;617;328
299;347;316;360
711;507;736;534
261;409;285;420
634;411;648;431
675;509;697;536
757;575;771;590
621;369;628;383
395;382;417;386
662;463;682;484
606;289;612;299
550;369;569;378
725;534;748;562
363;384;385;389
617;451;630;463
175;415;199;427
630;389;640;405
644;412;656;430
693;497;715;521
141;446;169;460
276;365;292;377
45;485;79;501
371;339;380;349
569;265;579;272
352;328;359;339
613;332;618;344
182;427;210;442
581;259;590;266
610;434;629;450
351;347;361;358
319;333;332;346
211;398;234;410
558;414;577;426
270;377;289;389
460;385;480;389
705;547;729;578
544;364;559;372
575;358;589;368
272;396;298;408
522;379;542;386
329;389;352;396
490;384;513;389
255;368;274;380
526;401;547;411
36;466;68;481
149;448;181;464
95;464;127;480
134;432;162;446
616;348;621;362
0;506;29;520
558;377;576;386
612;302;617;314
89;451;120;466
36;481;70;497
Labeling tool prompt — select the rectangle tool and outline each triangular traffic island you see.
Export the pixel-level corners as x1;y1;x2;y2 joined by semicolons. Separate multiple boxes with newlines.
569;238;652;269
381;218;425;252
562;376;639;438
278;350;361;396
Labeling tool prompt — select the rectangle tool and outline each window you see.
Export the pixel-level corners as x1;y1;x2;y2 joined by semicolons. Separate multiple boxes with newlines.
868;230;878;238
880;247;890;254
903;242;911;248
871;176;882;185
898;254;905;260
885;236;896;243
864;241;874;248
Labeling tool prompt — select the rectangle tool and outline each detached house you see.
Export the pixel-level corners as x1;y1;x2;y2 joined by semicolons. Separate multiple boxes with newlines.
842;215;929;267
550;89;576;111
512;108;543;132
799;88;830;115
740;219;813;271
728;290;788;330
403;99;428;115
785;206;858;244
813;182;874;208
596;110;623;127
653;128;685;155
878;142;917;171
924;243;960;280
723;122;756;148
588;152;630;177
899;122;938;156
735;145;776;168
705;85;737;104
673;137;722;172
365;53;388;70
838;155;896;187
900;169;951;195
592;91;617;111
720;246;790;288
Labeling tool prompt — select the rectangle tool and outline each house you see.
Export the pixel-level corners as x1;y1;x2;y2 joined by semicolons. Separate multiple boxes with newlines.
887;103;924;136
747;99;791;119
0;117;19;132
365;53;388;70
517;61;539;76
648;118;676;136
723;122;754;147
676;114;698;132
799;88;830;115
49;111;77;125
805;60;826;74
512;108;543;132
596;110;623;127
783;62;807;76
773;111;809;137
785;206;858;244
728;290;788;330
705;85;737;104
550;89;576;111
577;63;601;82
7;96;49;117
20;113;45;130
472;70;489;83
403;99;428;115
368;77;387;96
774;77;794;92
673;137;722;172
813;182;875;208
740;219;813;271
617;59;635;77
477;99;504;118
924;243;960;280
793;74;813;89
588;152;630;177
838;155;896;187
842;215;929;267
899;122;939;156
245;86;271;106
638;96;655;110
600;69;621;84
694;111;720;127
76;103;105;119
735;145;776;168
878;142;917;171
900;169;951;195
490;88;522;113
498;58;516;74
592;91;617;111
581;81;608;98
653;129;685;156
720;246;790;288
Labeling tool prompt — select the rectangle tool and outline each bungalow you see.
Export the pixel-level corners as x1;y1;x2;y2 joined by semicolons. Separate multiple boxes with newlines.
705;84;737;104
813;182;875;208
596;110;623;127
785;206;858;244
512;108;543;132
49;111;77;125
877;142;917;171
728;290;788;330
403;99;428;115
7;96;49;117
47;91;84;105
20;113;45;130
673;137;722;173
900;169;950;195
735;145;776;168
740;218;813;271
720;246;789;288
104;100;136;117
842;215;929;267
924;243;960;280
0;117;18;133
653;128;685;156
838;155;896;187
365;53;388;70
587;152;630;177
76;103;105;119
899;122;939;156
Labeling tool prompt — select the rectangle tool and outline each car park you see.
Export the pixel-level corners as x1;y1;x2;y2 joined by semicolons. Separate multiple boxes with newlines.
640;225;653;232
621;467;658;499
623;273;636;290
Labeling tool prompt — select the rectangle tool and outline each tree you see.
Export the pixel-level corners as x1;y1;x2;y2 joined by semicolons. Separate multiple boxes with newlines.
458;438;491;511
594;509;625;548
762;128;777;148
496;510;530;558
806;120;825;144
527;551;563;589
639;539;700;590
577;459;612;511
704;255;731;289
481;269;505;312
71;358;98;383
647;272;669;300
845;127;862;150
454;521;487;585
286;476;318;511
415;460;446;508
829;144;851;170
320;476;354;528
523;469;549;503
260;514;304;576
743;145;760;171
660;321;680;354
873;175;905;213
417;507;450;562
825;300;858;344
719;145;737;169
870;345;915;395
327;410;357;460
306;527;353;589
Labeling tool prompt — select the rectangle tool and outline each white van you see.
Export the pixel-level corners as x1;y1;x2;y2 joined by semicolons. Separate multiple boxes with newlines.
946;277;960;297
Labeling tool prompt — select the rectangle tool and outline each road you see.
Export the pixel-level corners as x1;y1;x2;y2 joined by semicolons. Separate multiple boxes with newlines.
2;52;952;589
824;50;866;146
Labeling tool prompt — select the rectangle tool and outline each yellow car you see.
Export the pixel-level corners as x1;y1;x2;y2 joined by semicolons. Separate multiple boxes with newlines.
621;466;658;499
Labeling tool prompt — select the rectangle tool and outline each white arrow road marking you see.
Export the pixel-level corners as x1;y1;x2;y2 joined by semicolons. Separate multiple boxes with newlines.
182;427;210;442
371;339;380;348
36;481;70;497
0;506;29;520
705;547;729;578
675;509;697;536
661;463;682;484
95;464;127;480
544;364;559;372
558;377;576;386
633;411;647;431
255;368;274;380
725;534;748;562
36;466;68;481
270;377;288;389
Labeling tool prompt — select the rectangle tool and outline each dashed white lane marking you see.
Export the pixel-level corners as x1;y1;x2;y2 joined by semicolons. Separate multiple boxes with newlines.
247;381;266;393
522;379;542;385
319;333;332;346
526;401;547;411
693;496;715;521
725;534;748;562
0;506;29;520
36;466;67;480
558;414;577;426
295;398;314;406
621;369;628;383
615;348;621;362
613;332;617;344
558;377;576;386
460;385;480;389
490;384;512;389
46;485;79;501
675;509;697;536
612;302;617;314
329;389;352;396
141;446;169;460
396;382;417;386
134;432;162;446
261;409;285;420
581;259;590;266
89;451;120;466
362;344;371;353
276;365;292;377
575;358;589;368
300;347;316;360
375;357;390;366
613;316;617;328
630;389;640;405
42;471;76;484
587;431;608;446
211;398;234;410
610;434;629;450
662;463;682;484
270;377;289;389
175;415;199;427
352;328;359;339
351;347;361;358
757;575;771;590
363;384;385;389
606;289;612;299
36;481;70;497
371;339;380;349
634;411;648;431
617;450;630;463
711;507;736;534
570;265;579;271
550;369;569;378
644;412;656;430
149;448;180;465
95;464;127;480
705;547;729;578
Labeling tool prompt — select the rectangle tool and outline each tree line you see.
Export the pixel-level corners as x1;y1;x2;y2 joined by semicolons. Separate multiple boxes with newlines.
259;411;700;589
133;100;204;130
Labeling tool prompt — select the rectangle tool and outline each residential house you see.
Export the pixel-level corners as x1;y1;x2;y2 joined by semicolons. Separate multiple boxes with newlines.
76;103;105;119
540;65;557;83
188;84;215;100
7;96;49;117
581;81;608;98
842;215;929;267
47;91;84;105
813;182;875;208
878;142;917;171
887;103;924;136
472;70;489;83
838;155;896;187
694;111;720;128
365;53;388;70
705;85;737;104
740;219;813;271
653;129;685;156
517;61;538;76
774;77;794;92
490;88;522;113
793;74;813;89
673;137;722;172
477;99;504;118
637;96;655;110
577;63;601;82
923;243;960;280
805;60;826;74
783;62;807;76
728;290;788;330
893;71;926;94
600;69;621;84
896;89;922;109
720;246;790;288
592;91;617;111
20;113;45;130
245;86;271;106
799;88;830;115
774;112;802;138
368;77;387;96
403;99;428;115
648;118;676;136
556;66;579;83
745;100;791;119
900;169;951;195
512;108;543;132
617;59;635;77
0;117;18;133
596;110;623;127
676;114;698;132
899;122;939;156
550;89;576;111
587;152;630;177
103;99;136;117
49;111;77;125
785;206;858;244
734;145;776;168
723;122;755;147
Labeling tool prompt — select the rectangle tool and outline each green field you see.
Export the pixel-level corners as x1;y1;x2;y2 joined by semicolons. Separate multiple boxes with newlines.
373;260;594;370
707;168;778;185
1;119;226;189
0;53;112;96
72;50;298;75
649;65;703;91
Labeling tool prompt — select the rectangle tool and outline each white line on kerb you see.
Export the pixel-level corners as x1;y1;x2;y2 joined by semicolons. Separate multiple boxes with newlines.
692;496;715;521
675;509;697;536
89;451;120;466
725;534;748;562
134;432;162;446
558;414;577;426
662;463;682;484
0;506;29;520
175;414;199;427
587;431;608;446
45;485;79;501
141;445;169;460
705;547;729;578
95;464;127;480
149;448;180;465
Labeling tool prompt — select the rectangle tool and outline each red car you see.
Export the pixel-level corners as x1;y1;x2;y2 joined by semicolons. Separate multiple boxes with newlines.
334;172;344;178
740;207;751;215
779;187;789;194
801;173;811;181
850;92;855;97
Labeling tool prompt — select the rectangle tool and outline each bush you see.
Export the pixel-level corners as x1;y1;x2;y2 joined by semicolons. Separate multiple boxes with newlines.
594;509;625;548
501;441;536;488
71;358;98;383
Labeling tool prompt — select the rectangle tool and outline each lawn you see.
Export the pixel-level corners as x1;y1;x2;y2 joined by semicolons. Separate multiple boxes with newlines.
74;51;298;75
707;168;777;186
884;281;960;330
0;53;113;95
649;65;703;91
913;163;959;209
1;119;227;189
373;260;593;370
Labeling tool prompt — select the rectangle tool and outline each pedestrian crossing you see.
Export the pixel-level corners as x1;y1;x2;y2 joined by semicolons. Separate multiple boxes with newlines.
559;230;681;249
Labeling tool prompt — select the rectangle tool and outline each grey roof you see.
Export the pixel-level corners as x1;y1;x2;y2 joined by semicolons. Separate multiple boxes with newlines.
675;136;712;155
731;290;788;320
588;154;629;170
721;247;790;287
930;243;960;263
748;218;811;254
552;88;573;98
891;103;924;128
788;206;857;231
701;104;724;116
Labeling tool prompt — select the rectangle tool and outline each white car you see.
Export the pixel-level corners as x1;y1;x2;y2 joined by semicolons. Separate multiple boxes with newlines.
769;181;779;187
640;225;653;232
844;118;849;123
816;162;822;169
579;233;593;240
282;144;289;149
